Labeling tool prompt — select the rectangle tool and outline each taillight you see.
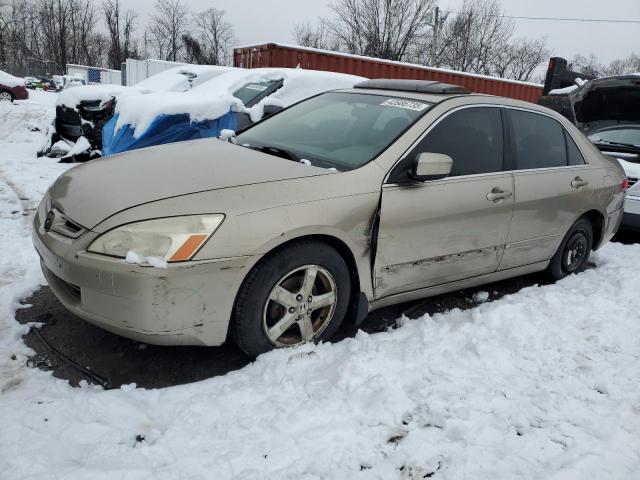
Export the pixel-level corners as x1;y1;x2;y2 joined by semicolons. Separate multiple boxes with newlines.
622;178;629;192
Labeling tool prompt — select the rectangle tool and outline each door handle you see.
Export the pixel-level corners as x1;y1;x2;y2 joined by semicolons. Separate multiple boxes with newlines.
571;177;589;189
486;188;513;202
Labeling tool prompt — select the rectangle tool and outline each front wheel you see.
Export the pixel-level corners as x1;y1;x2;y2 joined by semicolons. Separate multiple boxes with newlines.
231;240;351;358
0;90;14;102
547;217;593;280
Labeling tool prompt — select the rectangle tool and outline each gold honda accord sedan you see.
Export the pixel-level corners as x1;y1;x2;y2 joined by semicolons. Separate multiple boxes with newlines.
33;79;627;358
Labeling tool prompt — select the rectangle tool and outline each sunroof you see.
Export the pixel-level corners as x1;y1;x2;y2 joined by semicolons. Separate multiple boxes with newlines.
354;79;470;95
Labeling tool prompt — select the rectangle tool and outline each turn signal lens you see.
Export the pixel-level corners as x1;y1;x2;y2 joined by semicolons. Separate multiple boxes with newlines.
169;234;209;262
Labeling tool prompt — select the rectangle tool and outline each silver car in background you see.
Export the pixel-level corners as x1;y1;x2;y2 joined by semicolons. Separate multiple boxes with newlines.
33;79;627;358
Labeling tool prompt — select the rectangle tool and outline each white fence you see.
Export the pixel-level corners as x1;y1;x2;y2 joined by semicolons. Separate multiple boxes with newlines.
123;58;185;86
66;64;121;85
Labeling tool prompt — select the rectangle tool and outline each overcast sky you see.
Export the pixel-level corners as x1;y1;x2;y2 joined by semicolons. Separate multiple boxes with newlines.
131;0;639;64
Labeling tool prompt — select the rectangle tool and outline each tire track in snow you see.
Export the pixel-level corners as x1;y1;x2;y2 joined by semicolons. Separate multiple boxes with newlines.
0;170;36;288
0;167;35;219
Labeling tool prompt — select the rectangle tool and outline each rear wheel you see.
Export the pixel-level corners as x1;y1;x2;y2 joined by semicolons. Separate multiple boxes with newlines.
232;240;351;358
547;217;593;280
0;90;14;102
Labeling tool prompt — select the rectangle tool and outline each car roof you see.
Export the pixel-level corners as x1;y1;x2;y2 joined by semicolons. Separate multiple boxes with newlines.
335;86;561;114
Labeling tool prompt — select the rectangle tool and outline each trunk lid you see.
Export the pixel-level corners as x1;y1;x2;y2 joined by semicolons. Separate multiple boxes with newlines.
574;75;640;134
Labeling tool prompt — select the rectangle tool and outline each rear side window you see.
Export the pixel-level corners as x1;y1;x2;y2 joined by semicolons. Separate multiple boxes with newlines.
410;107;504;176
509;110;567;169
565;132;586;166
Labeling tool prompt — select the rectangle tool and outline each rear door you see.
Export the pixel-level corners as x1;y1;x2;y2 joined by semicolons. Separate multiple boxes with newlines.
374;106;515;298
499;108;596;269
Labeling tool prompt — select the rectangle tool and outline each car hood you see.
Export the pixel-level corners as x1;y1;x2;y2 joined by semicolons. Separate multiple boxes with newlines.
574;75;640;133
50;138;329;229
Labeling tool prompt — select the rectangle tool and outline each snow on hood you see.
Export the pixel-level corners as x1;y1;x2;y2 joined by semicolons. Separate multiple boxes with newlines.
57;65;235;109
57;84;128;107
0;70;25;88
129;65;235;93
114;68;366;138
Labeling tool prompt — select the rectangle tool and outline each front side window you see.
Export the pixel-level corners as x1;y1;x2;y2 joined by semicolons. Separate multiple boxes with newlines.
509;110;567;169
235;92;431;170
408;107;504;177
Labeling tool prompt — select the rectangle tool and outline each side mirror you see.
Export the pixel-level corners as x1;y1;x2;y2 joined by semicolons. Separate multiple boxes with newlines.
411;152;453;181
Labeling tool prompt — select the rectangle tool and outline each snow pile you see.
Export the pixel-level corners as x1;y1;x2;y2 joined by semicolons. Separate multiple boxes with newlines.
616;158;640;179
471;290;490;303
548;84;579;95
114;68;365;138
548;78;587;95
61;136;91;158
0;69;25;88
0;92;639;479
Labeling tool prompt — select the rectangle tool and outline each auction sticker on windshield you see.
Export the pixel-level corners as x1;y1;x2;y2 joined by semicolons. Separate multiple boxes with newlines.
381;98;429;112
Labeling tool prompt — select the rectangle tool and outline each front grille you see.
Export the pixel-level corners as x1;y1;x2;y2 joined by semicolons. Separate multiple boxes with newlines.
628;176;638;188
46;208;86;238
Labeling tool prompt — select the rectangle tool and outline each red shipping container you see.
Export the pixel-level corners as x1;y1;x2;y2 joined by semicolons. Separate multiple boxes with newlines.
234;43;544;103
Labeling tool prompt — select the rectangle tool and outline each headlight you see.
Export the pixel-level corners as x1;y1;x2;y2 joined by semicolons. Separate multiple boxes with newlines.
87;214;224;262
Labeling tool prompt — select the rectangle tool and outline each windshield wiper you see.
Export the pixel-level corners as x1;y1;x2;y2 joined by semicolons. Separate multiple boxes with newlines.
245;144;300;162
593;139;640;149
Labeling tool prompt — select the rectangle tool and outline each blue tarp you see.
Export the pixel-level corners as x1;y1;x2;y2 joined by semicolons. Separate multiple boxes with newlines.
101;110;237;156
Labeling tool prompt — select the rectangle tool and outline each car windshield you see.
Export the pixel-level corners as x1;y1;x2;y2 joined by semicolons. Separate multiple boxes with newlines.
590;127;640;147
235;92;431;170
232;80;282;105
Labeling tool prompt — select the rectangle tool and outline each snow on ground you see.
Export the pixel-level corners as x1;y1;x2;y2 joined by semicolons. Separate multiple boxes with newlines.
1;91;640;479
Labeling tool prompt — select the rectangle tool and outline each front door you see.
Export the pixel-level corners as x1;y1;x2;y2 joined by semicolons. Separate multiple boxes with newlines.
374;106;515;299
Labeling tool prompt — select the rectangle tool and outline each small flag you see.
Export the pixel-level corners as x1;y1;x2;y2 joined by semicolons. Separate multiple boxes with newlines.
87;68;101;84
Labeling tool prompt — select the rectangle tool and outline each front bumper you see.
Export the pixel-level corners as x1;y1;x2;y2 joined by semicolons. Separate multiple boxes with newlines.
13;86;29;100
622;194;640;231
33;210;256;346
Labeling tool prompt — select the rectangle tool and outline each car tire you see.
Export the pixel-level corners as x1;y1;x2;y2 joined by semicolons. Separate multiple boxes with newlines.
547;217;593;281
0;90;14;102
231;240;351;358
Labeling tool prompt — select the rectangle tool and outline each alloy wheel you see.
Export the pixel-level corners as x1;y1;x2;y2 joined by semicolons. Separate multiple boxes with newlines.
0;91;12;102
262;264;338;346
